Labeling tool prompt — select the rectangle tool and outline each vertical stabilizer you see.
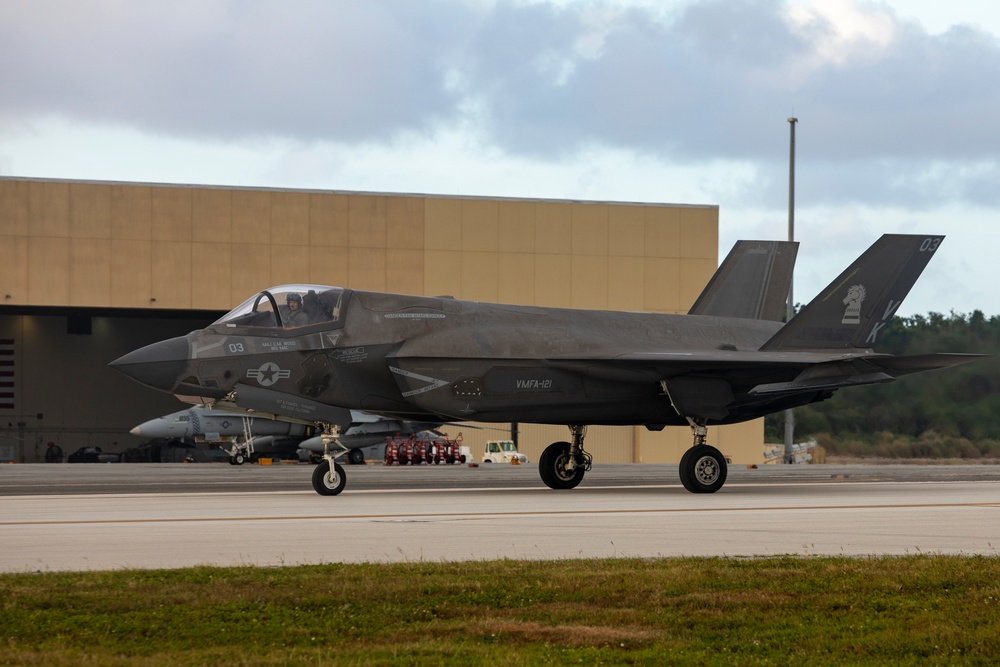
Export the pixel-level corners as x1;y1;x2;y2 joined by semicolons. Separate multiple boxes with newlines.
761;234;944;351
688;240;798;321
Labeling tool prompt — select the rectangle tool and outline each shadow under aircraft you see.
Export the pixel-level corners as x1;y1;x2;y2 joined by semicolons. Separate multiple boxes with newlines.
112;235;983;495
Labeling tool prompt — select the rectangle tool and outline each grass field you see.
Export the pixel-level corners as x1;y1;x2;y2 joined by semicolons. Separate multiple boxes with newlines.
2;555;999;665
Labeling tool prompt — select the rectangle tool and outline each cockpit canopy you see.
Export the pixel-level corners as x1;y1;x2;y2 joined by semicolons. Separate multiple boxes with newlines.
214;285;345;330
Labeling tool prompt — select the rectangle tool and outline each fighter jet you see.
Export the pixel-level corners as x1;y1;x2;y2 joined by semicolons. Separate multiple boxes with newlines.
130;406;443;464
111;234;982;496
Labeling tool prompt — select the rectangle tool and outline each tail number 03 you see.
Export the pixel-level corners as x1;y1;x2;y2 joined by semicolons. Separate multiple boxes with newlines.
920;238;942;253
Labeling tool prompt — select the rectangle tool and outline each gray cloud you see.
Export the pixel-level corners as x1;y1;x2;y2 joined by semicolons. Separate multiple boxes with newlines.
727;157;1000;211
461;1;1000;165
3;0;1000;208
0;1;469;141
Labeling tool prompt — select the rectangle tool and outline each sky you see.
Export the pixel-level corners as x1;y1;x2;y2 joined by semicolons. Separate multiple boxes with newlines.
2;0;999;317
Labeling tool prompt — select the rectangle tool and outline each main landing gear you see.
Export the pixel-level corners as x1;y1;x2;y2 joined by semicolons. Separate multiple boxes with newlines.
311;425;349;496
539;425;593;490
537;422;728;493
678;419;728;493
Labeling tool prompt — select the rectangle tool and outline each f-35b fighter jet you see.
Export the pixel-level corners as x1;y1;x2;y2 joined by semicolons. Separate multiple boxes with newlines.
111;234;981;496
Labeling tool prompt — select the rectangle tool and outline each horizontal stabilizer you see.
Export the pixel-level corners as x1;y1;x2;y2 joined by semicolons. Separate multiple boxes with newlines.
865;353;987;377
751;372;893;396
750;353;985;397
689;240;798;321
762;234;944;351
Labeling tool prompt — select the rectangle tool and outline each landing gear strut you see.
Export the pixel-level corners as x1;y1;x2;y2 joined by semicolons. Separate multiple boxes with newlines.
678;419;727;493
311;425;348;496
539;425;593;490
227;416;258;465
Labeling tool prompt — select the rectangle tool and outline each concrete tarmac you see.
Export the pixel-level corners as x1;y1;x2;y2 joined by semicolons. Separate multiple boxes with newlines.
4;461;1000;495
2;463;999;572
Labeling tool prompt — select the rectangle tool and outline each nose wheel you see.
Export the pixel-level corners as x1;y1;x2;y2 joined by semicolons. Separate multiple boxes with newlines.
312;459;347;495
310;425;348;495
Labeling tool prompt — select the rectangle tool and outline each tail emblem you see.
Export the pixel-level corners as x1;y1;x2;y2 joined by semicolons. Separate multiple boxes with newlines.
842;284;866;325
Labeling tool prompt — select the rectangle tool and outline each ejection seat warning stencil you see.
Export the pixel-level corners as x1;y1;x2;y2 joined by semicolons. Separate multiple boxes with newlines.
334;347;368;364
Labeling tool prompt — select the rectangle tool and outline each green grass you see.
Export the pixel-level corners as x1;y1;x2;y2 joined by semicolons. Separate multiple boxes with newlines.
2;556;999;665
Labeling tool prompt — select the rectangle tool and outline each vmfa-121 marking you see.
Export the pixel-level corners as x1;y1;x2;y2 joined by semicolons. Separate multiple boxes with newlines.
111;235;982;496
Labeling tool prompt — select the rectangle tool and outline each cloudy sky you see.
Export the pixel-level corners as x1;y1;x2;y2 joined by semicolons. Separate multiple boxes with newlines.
2;0;998;317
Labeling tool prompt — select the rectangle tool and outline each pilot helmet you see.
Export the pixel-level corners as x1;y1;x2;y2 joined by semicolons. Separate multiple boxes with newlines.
286;292;302;305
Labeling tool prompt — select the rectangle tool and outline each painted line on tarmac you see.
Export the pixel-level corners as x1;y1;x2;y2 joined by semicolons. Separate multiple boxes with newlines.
2;501;997;527
0;479;995;500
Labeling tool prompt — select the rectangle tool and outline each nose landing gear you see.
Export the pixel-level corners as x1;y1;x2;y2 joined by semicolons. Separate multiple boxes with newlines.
311;425;349;496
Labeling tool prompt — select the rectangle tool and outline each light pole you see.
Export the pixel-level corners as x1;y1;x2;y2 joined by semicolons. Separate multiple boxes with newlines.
784;117;798;464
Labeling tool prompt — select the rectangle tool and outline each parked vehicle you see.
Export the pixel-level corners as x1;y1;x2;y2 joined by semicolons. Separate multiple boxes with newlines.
481;439;528;464
121;440;229;463
67;447;120;463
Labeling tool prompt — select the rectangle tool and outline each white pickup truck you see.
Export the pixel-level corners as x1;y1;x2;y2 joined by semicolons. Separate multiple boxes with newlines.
481;439;529;464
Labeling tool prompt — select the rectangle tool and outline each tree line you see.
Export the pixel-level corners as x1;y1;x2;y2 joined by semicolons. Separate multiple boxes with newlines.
764;311;1000;459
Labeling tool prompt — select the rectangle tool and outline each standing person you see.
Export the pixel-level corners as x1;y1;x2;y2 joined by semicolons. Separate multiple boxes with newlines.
44;442;63;463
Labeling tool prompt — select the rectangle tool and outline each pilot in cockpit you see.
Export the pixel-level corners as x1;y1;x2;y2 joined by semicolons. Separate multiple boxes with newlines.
281;292;309;327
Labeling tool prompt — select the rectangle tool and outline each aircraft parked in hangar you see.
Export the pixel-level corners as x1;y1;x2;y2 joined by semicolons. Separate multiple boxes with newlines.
130;406;445;465
111;235;982;496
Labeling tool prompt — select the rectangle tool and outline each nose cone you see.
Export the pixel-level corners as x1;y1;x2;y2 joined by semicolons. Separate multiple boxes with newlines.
110;336;191;393
130;418;180;438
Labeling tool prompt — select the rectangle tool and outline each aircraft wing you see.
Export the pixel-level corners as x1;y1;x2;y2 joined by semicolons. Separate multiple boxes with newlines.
586;349;985;369
537;350;985;422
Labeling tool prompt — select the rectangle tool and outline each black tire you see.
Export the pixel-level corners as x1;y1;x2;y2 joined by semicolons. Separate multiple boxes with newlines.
233;453;246;466
347;448;365;465
678;445;727;494
312;460;347;496
539;441;585;490
677;447;695;490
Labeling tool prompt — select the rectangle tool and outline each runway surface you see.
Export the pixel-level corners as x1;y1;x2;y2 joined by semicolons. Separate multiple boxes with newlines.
2;463;999;571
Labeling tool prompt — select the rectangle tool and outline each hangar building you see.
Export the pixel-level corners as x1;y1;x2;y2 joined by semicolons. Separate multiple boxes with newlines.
0;176;763;463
